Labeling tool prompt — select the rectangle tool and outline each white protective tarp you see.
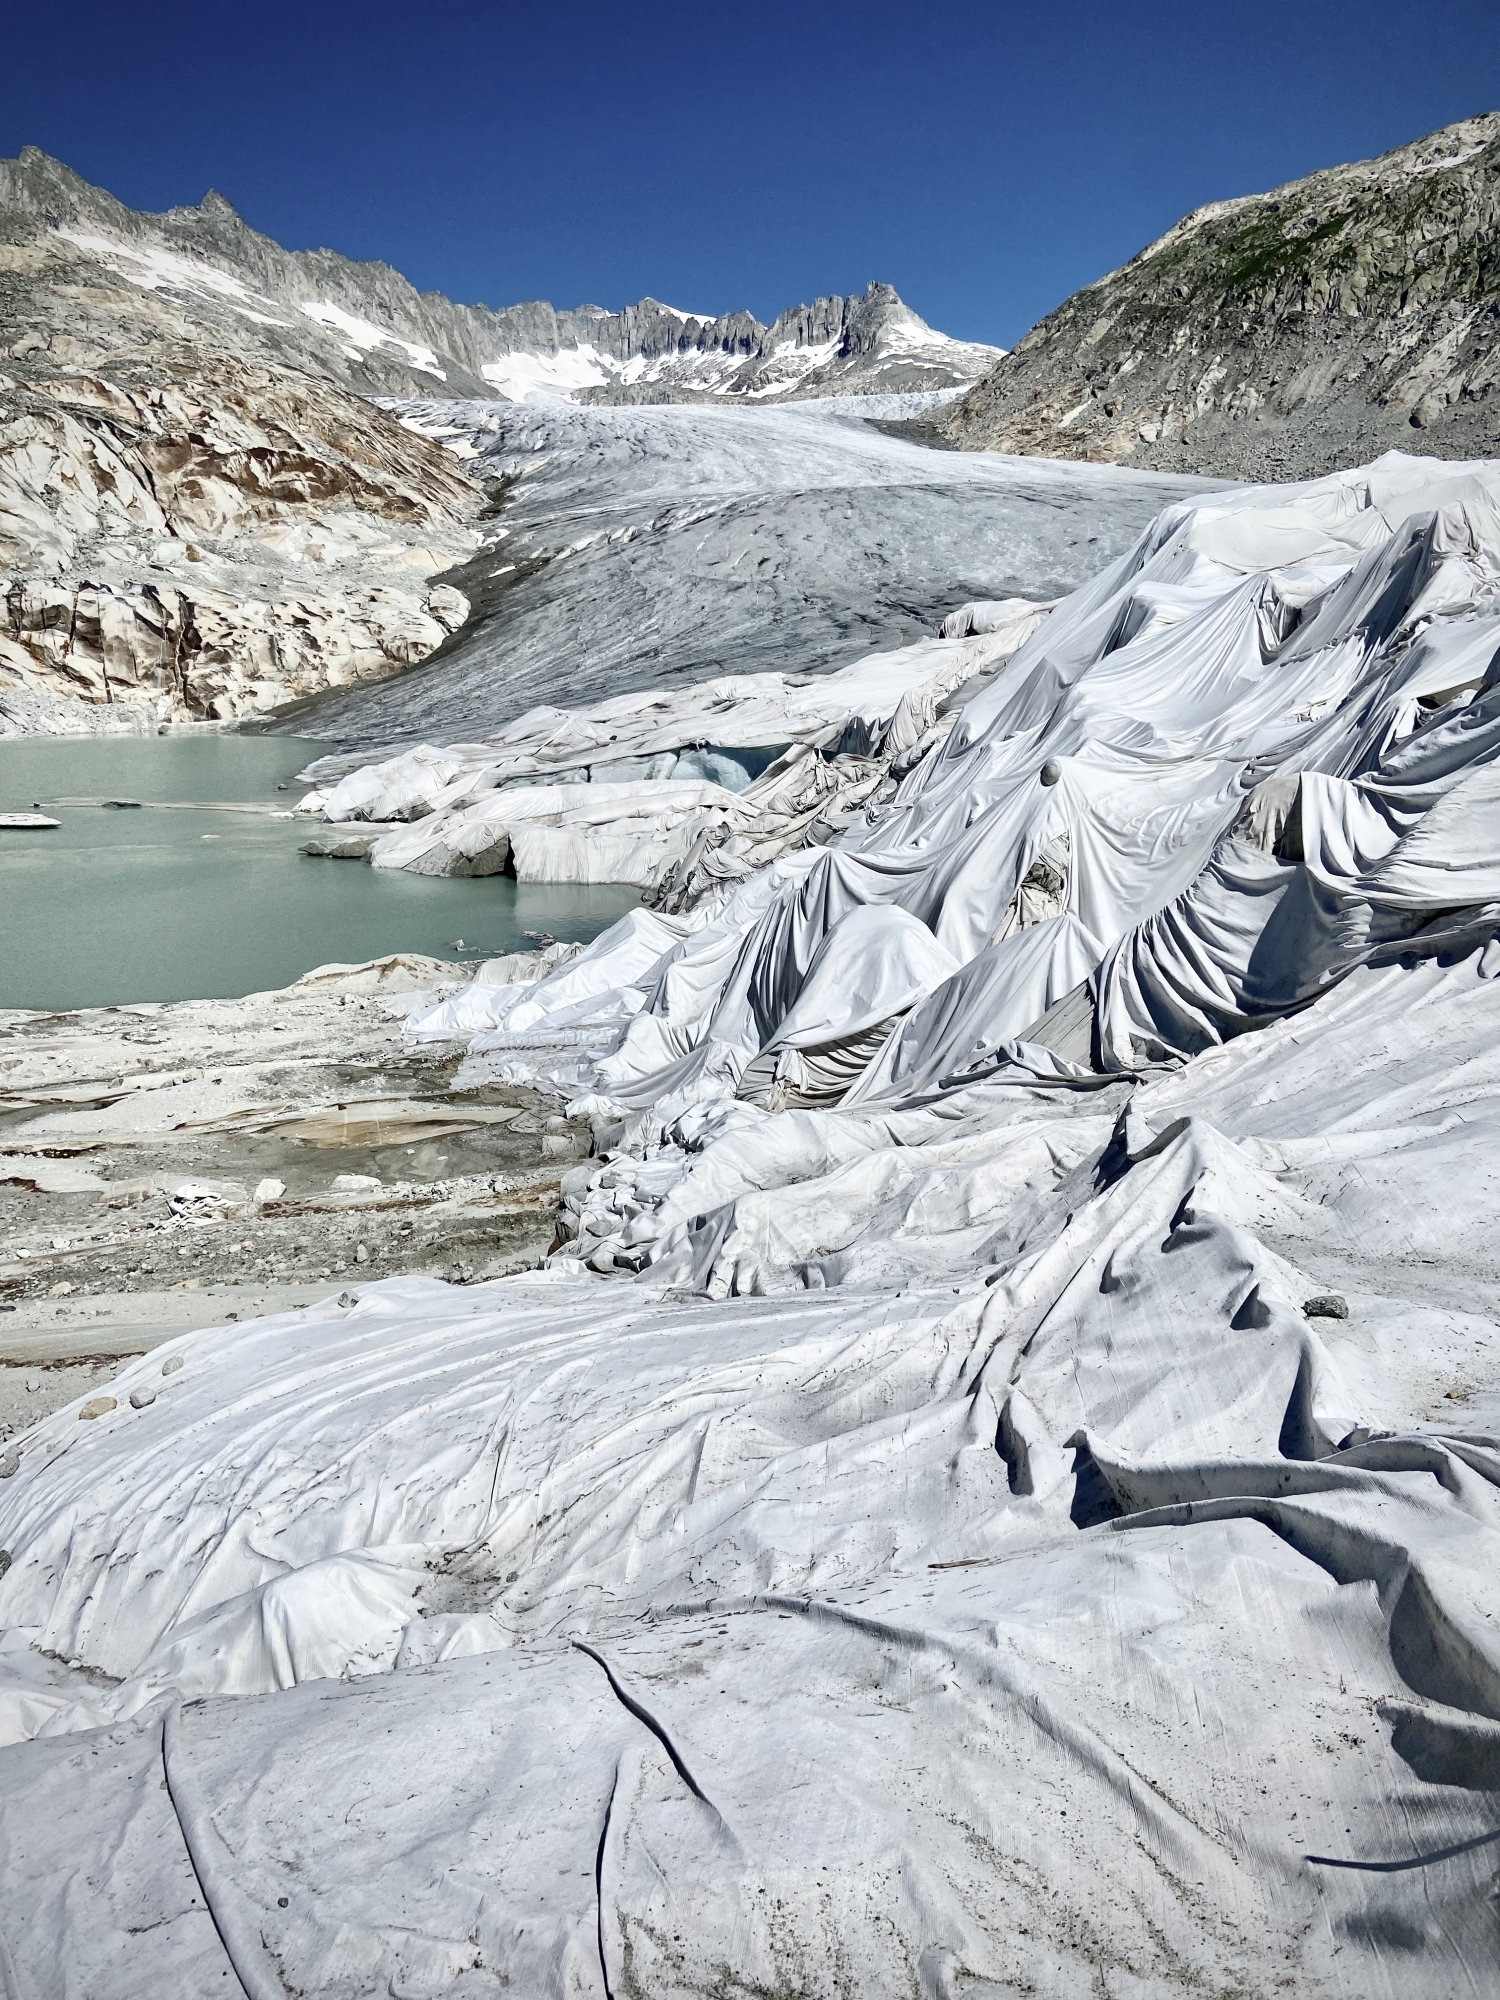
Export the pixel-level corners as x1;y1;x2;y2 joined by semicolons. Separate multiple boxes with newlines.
368;778;741;886
845;910;1105;1104
5;455;1500;1997
307;604;1048;821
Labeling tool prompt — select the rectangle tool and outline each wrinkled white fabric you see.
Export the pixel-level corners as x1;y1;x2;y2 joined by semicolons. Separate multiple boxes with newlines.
767;905;959;1050
406;905;695;1044
369;777;738;885
310;610;1049;821
846;911;1104;1105
7;454;1500;1996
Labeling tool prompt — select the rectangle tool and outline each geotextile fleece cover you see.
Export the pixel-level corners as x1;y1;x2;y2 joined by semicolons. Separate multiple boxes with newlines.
5;454;1500;1996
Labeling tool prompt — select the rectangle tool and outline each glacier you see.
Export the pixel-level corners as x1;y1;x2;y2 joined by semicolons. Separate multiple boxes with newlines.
291;394;1211;752
2;451;1500;1995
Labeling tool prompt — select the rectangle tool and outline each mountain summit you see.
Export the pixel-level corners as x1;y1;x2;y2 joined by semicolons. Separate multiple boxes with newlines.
0;150;998;405
939;113;1500;478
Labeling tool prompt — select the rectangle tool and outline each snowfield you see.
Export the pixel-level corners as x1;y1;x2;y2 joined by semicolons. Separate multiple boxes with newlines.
4;450;1500;1995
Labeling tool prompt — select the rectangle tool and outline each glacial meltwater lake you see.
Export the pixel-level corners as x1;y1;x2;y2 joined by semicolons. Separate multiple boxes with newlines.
0;735;638;1011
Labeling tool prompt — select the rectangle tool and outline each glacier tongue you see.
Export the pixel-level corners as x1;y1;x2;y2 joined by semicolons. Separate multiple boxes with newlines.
5;451;1500;1995
296;393;1214;750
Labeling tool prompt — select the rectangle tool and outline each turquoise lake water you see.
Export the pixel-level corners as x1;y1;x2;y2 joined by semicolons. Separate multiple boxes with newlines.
0;736;637;1011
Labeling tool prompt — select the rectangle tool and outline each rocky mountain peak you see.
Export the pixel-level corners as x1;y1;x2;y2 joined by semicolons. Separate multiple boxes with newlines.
195;189;241;220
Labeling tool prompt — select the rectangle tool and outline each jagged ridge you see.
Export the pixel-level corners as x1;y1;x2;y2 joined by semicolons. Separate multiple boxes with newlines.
0;149;997;405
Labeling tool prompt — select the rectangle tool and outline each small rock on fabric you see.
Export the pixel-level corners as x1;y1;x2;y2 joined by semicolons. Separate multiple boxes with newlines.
1304;1294;1349;1319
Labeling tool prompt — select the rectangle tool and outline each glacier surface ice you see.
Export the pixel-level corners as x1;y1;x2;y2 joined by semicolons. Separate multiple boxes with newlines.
290;394;1215;751
301;600;1052;888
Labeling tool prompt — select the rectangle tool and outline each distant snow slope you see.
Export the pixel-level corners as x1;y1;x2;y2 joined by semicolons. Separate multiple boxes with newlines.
286;395;1217;752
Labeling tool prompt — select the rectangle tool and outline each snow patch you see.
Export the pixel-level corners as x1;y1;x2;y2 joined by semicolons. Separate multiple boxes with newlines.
53;228;292;329
298;301;446;380
480;345;616;402
879;318;1004;364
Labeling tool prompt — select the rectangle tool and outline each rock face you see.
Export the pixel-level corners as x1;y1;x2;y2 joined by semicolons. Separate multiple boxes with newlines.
0;148;497;729
0;149;999;407
0;361;483;727
0;148;492;403
940;113;1500;478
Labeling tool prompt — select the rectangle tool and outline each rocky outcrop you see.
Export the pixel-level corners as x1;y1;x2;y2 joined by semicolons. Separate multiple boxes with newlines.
1;570;472;725
939;113;1500;478
0;361;483;726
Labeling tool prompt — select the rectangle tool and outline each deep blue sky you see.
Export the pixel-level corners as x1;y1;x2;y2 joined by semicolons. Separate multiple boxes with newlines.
4;1;1497;345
